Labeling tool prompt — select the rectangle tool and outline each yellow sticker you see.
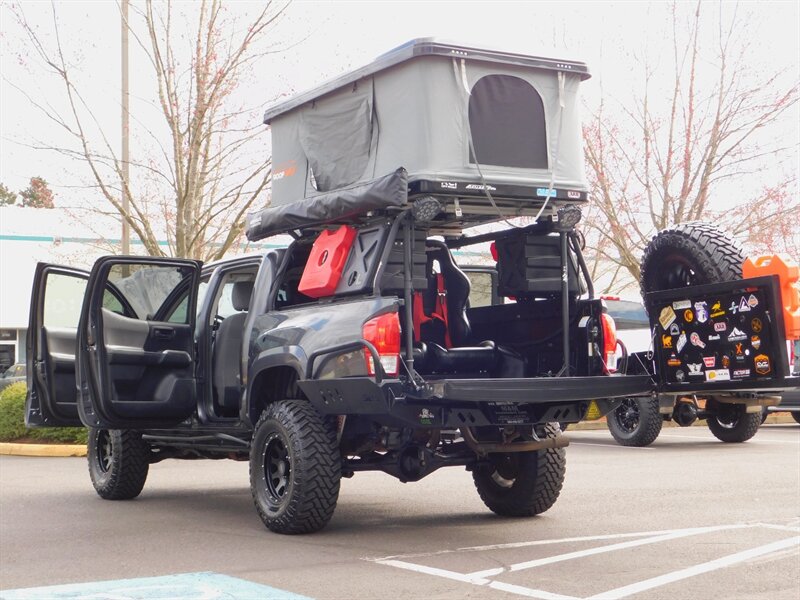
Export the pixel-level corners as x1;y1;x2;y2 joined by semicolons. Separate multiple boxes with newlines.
684;309;694;323
659;306;677;330
585;400;602;421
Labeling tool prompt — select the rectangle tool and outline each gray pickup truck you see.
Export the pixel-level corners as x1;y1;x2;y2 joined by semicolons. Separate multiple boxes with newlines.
25;40;798;534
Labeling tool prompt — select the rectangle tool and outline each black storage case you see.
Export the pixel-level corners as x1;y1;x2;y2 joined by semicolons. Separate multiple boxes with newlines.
495;233;582;297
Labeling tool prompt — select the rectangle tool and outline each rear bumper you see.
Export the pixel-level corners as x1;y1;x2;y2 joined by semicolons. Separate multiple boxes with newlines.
298;374;655;428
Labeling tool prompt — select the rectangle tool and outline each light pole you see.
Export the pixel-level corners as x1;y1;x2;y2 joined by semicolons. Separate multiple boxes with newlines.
121;0;130;255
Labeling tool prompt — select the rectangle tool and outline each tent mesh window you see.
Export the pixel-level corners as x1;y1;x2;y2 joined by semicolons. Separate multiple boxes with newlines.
468;75;548;169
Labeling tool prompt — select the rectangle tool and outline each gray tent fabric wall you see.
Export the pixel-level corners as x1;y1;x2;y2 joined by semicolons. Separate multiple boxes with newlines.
267;46;588;209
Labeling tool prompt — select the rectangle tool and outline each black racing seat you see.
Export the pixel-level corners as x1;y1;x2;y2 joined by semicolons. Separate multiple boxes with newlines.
213;281;253;415
425;241;472;346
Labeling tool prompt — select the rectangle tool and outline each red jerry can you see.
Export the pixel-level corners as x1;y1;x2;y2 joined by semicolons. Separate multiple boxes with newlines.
298;225;358;298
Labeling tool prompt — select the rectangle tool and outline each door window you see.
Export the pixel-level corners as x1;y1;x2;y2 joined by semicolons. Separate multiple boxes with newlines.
106;263;193;324
43;273;88;328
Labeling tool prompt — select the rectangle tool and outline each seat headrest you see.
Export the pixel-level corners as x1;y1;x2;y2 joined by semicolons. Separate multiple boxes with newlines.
232;281;254;312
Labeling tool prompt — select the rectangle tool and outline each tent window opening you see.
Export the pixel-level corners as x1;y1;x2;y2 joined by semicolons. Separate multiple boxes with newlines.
468;75;548;169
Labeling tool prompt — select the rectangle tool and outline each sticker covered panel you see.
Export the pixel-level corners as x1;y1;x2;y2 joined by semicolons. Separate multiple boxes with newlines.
647;276;789;390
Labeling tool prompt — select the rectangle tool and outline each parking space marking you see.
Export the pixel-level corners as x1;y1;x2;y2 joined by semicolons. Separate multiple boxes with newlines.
466;523;749;577
586;535;800;600
371;521;800;600
0;572;312;600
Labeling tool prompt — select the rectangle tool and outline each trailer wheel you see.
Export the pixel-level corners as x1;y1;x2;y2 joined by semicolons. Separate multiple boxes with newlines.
250;400;341;534
640;222;744;298
606;397;663;447
88;429;150;500
706;399;761;443
472;423;566;517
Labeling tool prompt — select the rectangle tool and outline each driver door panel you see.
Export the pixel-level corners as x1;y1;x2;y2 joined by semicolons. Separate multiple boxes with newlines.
78;257;201;429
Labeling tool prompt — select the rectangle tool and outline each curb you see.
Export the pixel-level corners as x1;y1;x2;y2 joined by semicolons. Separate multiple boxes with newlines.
0;443;87;457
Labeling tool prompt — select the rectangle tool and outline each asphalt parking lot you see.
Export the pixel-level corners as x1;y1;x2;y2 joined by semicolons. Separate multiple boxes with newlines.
1;423;798;600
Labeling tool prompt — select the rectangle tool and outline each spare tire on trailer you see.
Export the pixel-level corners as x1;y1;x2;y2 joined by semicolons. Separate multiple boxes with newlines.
640;222;745;299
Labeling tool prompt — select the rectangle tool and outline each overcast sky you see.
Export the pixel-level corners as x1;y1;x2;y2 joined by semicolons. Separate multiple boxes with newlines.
1;0;798;211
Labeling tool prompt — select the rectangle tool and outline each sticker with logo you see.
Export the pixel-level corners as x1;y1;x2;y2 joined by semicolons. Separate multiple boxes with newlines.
667;354;682;367
684;309;694;323
708;334;721;341
734;343;747;362
672;300;691;310
690;332;705;348
670;323;681;336
732;368;751;379
705;369;731;382
727;327;747;342
662;334;673;349
747;294;759;309
751;335;761;350
567;190;582;199
722;355;731;369
710;301;725;318
694;301;709;324
675;370;685;382
676;331;687;352
659;306;677;330
687;363;704;377
419;408;435;425
703;356;716;368
737;296;751;313
714;322;727;332
754;354;771;375
751;318;763;333
728;301;739;315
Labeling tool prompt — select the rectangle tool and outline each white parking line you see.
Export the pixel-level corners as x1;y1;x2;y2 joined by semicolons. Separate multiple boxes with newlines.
586;536;800;600
370;521;800;600
466;524;749;577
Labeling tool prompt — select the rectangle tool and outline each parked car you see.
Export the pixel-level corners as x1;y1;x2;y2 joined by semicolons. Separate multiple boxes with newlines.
0;363;26;392
763;339;800;424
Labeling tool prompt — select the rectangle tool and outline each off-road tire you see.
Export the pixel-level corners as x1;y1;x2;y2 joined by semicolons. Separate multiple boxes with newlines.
472;423;566;517
87;429;150;500
640;222;744;299
706;400;761;443
250;400;341;534
606;396;663;447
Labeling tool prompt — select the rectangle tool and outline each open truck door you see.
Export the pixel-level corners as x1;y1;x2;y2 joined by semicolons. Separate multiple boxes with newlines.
26;264;91;427
76;257;202;429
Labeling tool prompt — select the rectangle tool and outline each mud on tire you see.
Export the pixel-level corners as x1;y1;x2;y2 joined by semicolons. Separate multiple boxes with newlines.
250;400;341;534
88;429;150;500
472;423;566;517
607;396;663;447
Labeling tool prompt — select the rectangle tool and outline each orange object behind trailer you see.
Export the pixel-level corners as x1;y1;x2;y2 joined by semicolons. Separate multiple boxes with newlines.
743;254;800;340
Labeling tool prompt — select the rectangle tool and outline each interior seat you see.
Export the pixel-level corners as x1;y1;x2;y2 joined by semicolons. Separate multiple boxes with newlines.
425;241;472;346
213;281;253;415
414;242;524;376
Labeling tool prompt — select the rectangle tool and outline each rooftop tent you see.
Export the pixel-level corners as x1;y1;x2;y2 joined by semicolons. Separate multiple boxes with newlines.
250;39;591;239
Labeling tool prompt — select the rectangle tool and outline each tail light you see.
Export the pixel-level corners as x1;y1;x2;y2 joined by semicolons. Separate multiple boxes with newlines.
601;312;617;373
362;312;401;377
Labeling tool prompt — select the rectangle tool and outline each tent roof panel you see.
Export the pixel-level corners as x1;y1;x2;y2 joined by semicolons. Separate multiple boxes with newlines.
263;38;590;124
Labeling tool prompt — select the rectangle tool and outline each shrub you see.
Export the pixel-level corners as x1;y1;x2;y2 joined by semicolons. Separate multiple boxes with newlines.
0;382;87;444
0;382;28;440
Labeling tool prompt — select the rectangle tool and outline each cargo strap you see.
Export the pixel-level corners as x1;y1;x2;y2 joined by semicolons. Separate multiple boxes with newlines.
413;274;452;348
